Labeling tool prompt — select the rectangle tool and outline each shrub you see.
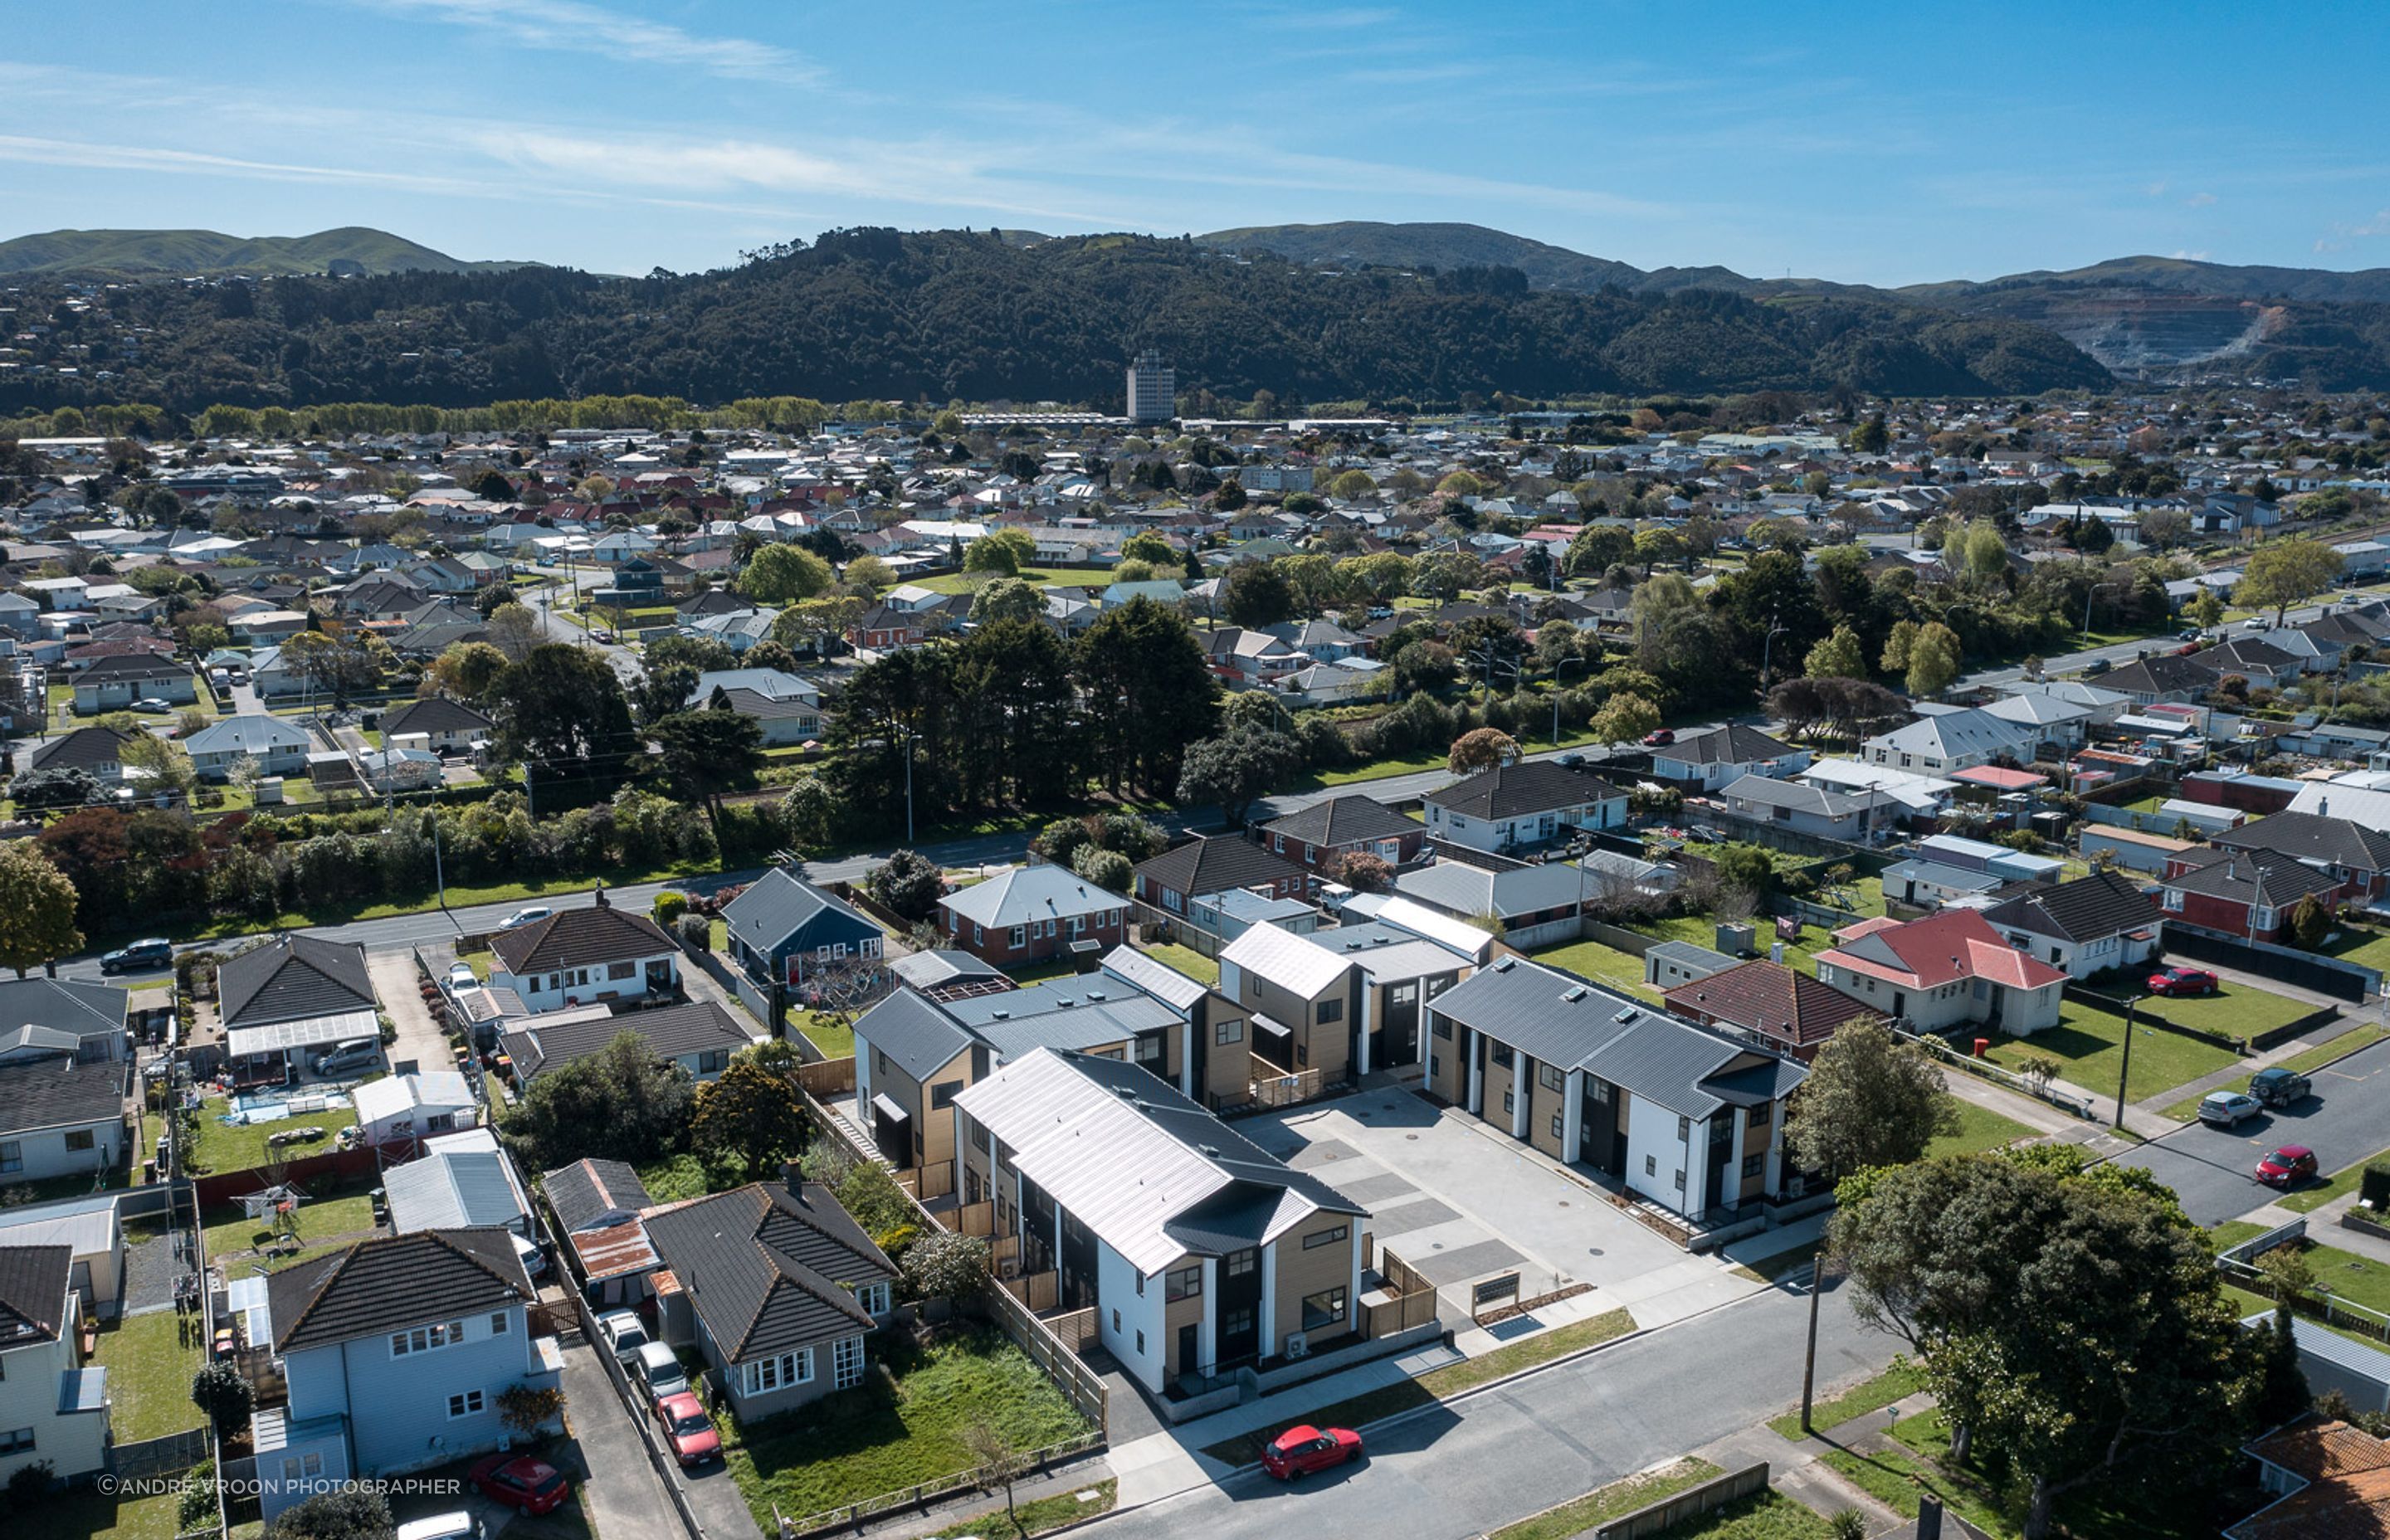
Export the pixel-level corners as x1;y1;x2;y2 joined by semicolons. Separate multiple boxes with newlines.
7;1460;54;1498
652;890;689;928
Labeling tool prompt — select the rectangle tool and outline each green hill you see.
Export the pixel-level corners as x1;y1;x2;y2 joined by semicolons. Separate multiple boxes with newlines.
0;226;528;276
1197;221;1655;292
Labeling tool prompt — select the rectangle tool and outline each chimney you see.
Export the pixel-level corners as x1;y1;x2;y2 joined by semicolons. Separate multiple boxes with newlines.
593;884;610;909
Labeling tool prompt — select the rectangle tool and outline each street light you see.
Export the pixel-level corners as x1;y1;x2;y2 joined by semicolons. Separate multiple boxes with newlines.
1758;612;1791;694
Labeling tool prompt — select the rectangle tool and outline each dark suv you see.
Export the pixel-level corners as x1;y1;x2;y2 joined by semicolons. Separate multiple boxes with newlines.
101;938;173;973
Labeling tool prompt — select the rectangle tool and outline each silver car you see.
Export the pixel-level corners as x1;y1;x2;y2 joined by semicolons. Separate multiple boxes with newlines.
2198;1091;2261;1129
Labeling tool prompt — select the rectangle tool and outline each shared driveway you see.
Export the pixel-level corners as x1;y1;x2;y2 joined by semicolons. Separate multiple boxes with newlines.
1242;1089;1760;1332
2100;1035;2390;1226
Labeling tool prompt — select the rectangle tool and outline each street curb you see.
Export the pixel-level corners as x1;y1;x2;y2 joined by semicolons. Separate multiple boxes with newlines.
2145;1022;2389;1133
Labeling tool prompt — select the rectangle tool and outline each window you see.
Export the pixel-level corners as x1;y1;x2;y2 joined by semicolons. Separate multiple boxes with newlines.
0;1429;31;1456
1303;1225;1348;1250
1539;1063;1563;1092
1225;1249;1256;1278
1134;1271;1144;1297
1300;1287;1348;1332
1111;1309;1121;1332
281;1452;323;1480
0;1142;17;1174
1135;1330;1146;1354
64;1129;95;1153
1502;1090;1514;1114
448;1389;485;1419
931;1081;959;1109
744;1349;815;1394
1167;1265;1203;1300
1316;998;1343;1025
1676;1116;1691;1138
1223;1307;1255;1339
1490;1043;1514;1069
2163;889;2185;912
1747;1100;1772;1128
1551;1114;1565;1141
1644;1155;1657;1177
1009;926;1026;948
1216;1019;1244;1046
607;960;637;981
1433;1016;1452;1040
1591;1080;1612;1104
391;1321;466;1357
1673;1170;1685;1190
850;1282;890;1316
490;1311;510;1335
1742;1154;1765;1179
1430;1055;1441;1079
697;1049;729;1075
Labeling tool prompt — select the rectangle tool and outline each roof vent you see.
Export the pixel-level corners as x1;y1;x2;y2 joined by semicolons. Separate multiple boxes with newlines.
1372;935;1389;946
989;1009;1009;1020
1113;1084;1135;1098
1613;1007;1639;1024
1085;989;1105;1001
1494;957;1516;972
1561;985;1588;1003
1199;1143;1221;1157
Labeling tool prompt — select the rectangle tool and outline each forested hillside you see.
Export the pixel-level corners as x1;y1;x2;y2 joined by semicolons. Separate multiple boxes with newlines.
0;227;2112;414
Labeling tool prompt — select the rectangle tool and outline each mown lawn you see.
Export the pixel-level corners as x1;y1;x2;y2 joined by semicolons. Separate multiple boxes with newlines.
188;1094;351;1177
2323;924;2390;977
89;1308;204;1442
2277;1144;2390;1213
1528;936;1662;1001
724;1328;1090;1528
1651;1491;1836;1540
1629;914;1825;975
1768;1359;1928;1440
1925;1100;2036;1160
2136;982;2320;1041
202;1186;379;1276
20;1486;188;1540
1979;1002;2241;1104
1138;942;1220;987
793;1010;856;1059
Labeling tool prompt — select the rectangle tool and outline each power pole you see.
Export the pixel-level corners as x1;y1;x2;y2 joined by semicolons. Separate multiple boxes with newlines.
1799;1248;1831;1435
2114;992;2143;1130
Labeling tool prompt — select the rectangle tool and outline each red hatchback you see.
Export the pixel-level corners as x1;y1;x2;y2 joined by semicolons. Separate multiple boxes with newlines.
1641;729;1675;748
2147;966;2219;997
469;1455;570;1516
652;1391;722;1466
1261;1424;1363;1480
2257;1147;2319;1187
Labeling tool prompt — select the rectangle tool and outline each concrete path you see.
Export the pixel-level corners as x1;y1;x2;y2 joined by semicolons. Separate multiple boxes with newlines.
2135;1011;2371;1118
1938;1064;2092;1141
367;947;451;1078
553;1328;685;1540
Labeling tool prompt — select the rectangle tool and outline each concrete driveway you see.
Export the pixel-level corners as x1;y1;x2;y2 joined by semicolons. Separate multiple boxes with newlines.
1243;1089;1761;1334
368;948;452;1077
554;1328;687;1539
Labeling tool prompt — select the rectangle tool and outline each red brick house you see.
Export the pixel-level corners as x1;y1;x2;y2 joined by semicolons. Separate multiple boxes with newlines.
2208;811;2390;908
2158;846;2345;943
935;864;1129;967
848;602;928;651
1256;795;1427;874
1662;958;1882;1062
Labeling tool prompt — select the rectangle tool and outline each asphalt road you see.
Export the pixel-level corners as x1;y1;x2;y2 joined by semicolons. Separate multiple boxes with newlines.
2098;1031;2390;1226
1084;1279;1890;1540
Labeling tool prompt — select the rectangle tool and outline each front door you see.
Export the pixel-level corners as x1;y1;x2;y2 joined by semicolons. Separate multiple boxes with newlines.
1217;1249;1261;1365
1177;1322;1200;1381
1379;983;1421;1070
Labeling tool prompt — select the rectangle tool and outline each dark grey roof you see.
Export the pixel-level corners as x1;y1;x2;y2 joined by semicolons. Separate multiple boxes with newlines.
1134;835;1305;900
542;1157;655;1234
491;903;676;977
218;934;374;1030
267;1228;530;1352
380;696;495;736
0;1244;70;1345
0;1054;125;1137
1662;723;1797;767
719;868;880;953
641;1182;890;1362
850;989;977;1082
2098;653;2219;696
0;977;128;1045
1423;760;1627;819
1260;795;1419;849
74;653;188;682
1979;869;2159;943
27;726;132;774
2163;846;2343;908
503;1000;752;1080
2214;811;2390;874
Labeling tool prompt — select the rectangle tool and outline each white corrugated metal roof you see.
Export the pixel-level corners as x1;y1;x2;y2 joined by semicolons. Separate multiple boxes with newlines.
1219;923;1349;999
1371;896;1497;962
223;1008;379;1058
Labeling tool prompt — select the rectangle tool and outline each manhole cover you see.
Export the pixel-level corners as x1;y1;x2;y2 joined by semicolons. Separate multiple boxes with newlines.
1406;1134;1420;1141
1558;1201;1570;1207
1588;1247;1605;1257
1432;1242;1446;1250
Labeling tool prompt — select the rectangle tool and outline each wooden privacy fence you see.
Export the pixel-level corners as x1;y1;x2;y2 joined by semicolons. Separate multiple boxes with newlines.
1003;1269;1061;1313
1590;1462;1770;1540
796;1056;856;1097
1246;1058;1326;1109
1363;1244;1440;1339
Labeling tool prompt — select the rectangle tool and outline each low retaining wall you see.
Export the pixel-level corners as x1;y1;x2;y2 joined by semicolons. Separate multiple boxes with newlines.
2163;920;2381;1003
1591;1461;1770;1540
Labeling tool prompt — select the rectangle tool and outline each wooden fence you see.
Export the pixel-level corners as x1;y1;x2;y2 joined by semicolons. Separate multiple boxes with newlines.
1245;1058;1327;1109
1590;1462;1770;1540
1002;1270;1061;1313
1363;1244;1440;1339
796;1057;856;1097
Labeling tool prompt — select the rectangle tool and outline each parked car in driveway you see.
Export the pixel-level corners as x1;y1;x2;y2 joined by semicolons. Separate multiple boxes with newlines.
131;696;172;712
446;962;478;991
2147;966;2218;997
397;1515;483;1540
651;1391;722;1466
632;1340;689;1404
2198;1091;2261;1129
1261;1424;1363;1480
101;938;173;973
598;1309;649;1362
2249;1066;2311;1108
471;1455;570;1515
2256;1145;2319;1187
1641;728;1675;747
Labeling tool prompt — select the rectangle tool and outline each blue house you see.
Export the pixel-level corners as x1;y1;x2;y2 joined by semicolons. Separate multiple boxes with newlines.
720;868;886;992
252;1229;562;1526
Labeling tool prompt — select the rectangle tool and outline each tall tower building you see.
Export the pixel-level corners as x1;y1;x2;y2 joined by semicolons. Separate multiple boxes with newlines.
1125;348;1176;424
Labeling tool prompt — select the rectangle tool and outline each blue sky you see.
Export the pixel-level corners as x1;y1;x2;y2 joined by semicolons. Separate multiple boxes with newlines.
2;1;2385;286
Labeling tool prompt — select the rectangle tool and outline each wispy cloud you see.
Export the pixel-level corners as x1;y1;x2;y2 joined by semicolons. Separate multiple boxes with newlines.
355;0;812;82
1340;61;1490;85
1243;5;1400;30
2182;190;2217;207
0;134;482;196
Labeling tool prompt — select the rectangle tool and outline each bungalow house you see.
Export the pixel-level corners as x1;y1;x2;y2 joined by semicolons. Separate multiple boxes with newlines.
2157;846;2345;943
255;1230;561;1525
1662;959;1883;1061
1256;795;1425;874
642;1182;895;1419
1714;774;1895;842
0;1051;129;1185
1648;724;1812;792
2095;652;2220;708
1976;869;2163;980
0;980;131;1065
953;1046;1368;1392
1422;957;1808;1228
349;1071;476;1148
70;652;193;714
487;898;680;1013
719;868;885;992
2210;811;2390;909
1813;910;2067;1036
1992;678;2133;727
686;668;822;745
0;1244;111;1485
1979;691;2096;758
184;714;311;782
936;865;1130;968
1861;709;2032;774
25;726;133;785
217;934;381;1086
2189;636;2305;688
1392;850;1585;947
500;999;757;1086
1421;761;1629;855
378;697;495;753
1132;836;1310;942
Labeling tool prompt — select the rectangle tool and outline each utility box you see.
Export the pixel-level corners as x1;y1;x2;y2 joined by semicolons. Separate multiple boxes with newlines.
255;777;284;805
1716;921;1757;958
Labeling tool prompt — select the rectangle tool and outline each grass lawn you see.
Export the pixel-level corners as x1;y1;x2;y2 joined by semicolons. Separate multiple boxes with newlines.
2275;1145;2390;1213
154;860;710;943
2210;1220;2270;1254
89;1308;205;1442
1201;1308;1635;1465
1629;914;1824;975
1139;942;1220;987
1978;1001;2241;1105
1489;1459;1723;1540
19;1486;188;1540
924;1479;1116;1540
1819;1412;2012;1536
1729;1238;1822;1286
2286;1238;2390;1316
1003;958;1080;985
2322;924;2390;977
907;568;1112;596
1528;936;1663;1001
189;1094;351;1177
202;1185;378;1276
724;1328;1090;1528
1650;1490;1836;1540
793;1010;856;1059
1925;1100;2037;1160
1768;1359;1927;1440
2138;983;2319;1041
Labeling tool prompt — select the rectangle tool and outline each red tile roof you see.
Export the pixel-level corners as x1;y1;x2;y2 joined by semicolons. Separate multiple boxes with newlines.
1818;908;2068;992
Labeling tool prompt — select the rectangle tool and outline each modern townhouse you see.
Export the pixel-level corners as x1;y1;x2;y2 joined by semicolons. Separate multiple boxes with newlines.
1422;957;1808;1229
487;898;680;1013
1256;794;1426;874
1421;760;1630;855
255;1229;562;1525
1217;909;1481;1085
953;1046;1368;1393
0;1244;110;1485
1813;909;2067;1035
500;998;758;1087
1976;869;2163;979
935;864;1131;968
642;1181;897;1419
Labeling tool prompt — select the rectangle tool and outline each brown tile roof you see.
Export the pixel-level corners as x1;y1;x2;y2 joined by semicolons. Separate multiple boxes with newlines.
2236;1421;2390;1540
491;903;675;976
1662;959;1880;1050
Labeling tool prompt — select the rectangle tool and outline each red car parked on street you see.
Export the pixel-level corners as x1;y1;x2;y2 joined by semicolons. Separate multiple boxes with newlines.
2256;1146;2319;1187
1261;1424;1363;1480
2147;966;2218;997
469;1455;571;1516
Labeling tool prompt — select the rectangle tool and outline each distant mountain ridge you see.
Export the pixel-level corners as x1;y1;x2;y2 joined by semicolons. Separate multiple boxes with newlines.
0;227;530;277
